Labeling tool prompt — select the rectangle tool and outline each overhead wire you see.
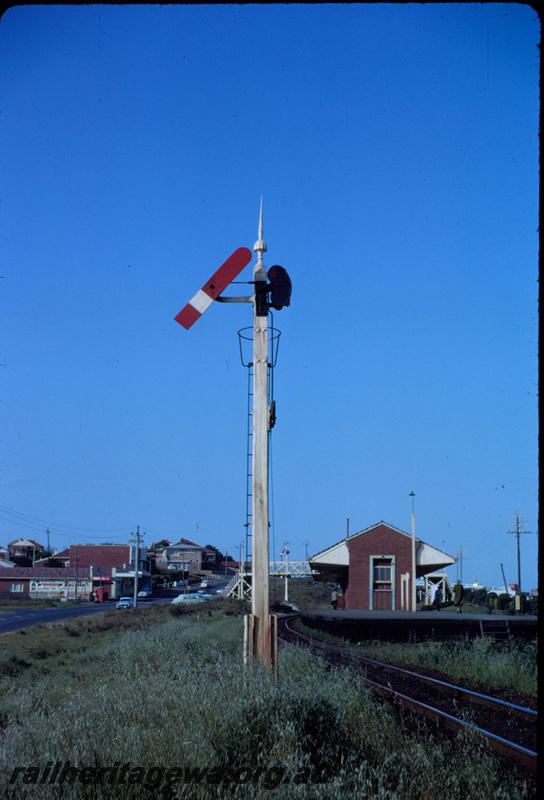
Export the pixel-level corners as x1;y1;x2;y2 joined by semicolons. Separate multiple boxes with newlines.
0;503;131;535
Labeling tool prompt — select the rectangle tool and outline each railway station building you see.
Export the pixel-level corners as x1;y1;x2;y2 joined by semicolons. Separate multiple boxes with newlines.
309;521;455;611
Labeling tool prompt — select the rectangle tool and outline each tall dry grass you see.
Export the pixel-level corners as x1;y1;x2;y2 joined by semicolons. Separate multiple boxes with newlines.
0;613;533;799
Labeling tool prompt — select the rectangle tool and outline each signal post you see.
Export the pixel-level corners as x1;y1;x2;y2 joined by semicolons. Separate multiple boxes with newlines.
249;206;272;666
174;201;291;672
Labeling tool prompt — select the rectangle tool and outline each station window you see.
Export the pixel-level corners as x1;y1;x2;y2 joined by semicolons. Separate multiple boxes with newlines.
373;560;392;584
11;583;24;592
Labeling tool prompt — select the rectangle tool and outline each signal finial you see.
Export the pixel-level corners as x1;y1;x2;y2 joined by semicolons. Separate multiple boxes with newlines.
253;197;267;278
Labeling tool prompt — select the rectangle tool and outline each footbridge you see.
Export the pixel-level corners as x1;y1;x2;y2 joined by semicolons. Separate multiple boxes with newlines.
225;561;313;599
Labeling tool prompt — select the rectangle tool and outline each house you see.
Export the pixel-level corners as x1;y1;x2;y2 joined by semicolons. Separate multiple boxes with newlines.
35;543;151;599
156;540;203;573
309;521;455;611
0;566;92;600
179;539;217;564
7;538;46;564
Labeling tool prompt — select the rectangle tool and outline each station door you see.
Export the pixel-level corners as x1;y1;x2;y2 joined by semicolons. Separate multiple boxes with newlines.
372;557;393;610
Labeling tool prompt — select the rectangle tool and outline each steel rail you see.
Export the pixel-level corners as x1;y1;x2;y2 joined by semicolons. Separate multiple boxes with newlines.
280;619;537;773
283;619;537;720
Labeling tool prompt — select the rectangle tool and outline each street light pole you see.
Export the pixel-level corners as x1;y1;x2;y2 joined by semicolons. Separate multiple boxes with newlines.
409;491;416;612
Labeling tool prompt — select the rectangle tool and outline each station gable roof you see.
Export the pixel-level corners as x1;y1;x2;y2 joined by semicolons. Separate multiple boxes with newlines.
309;521;455;569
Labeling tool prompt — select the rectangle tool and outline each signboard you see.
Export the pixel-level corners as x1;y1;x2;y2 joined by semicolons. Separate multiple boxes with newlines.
29;579;91;599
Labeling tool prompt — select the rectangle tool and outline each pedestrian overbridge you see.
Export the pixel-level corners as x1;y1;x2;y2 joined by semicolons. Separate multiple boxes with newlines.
225;561;313;599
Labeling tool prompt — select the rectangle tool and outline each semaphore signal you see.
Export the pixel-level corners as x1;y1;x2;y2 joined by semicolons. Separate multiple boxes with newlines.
174;247;253;330
173;200;291;672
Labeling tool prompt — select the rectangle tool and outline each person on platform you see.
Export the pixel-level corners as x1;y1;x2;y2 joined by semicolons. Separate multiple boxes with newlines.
330;589;338;610
453;580;465;613
428;583;438;609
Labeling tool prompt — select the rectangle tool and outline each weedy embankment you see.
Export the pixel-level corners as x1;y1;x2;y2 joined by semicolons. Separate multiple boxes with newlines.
0;605;534;799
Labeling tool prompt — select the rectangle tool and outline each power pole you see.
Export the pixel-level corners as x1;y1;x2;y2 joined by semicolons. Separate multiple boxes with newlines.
304;540;310;562
46;528;50;554
133;526;141;608
251;200;271;668
456;546;467;584
409;491;416;612
346;518;350;537
507;515;532;614
74;545;79;603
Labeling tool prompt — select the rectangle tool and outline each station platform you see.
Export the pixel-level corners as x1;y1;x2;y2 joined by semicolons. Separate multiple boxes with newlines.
300;608;538;642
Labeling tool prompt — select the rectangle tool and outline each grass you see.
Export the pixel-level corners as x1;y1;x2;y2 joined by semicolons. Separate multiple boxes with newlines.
269;576;331;610
295;620;537;699
0;603;535;799
0;599;84;610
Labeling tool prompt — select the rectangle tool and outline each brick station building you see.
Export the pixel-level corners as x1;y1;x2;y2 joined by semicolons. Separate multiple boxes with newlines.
309;521;455;611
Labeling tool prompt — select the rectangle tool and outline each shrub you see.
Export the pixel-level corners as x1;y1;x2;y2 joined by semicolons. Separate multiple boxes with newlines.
472;588;487;606
496;593;510;611
487;592;498;608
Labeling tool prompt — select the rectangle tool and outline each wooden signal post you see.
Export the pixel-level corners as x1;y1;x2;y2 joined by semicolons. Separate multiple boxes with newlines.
248;201;273;667
174;200;291;671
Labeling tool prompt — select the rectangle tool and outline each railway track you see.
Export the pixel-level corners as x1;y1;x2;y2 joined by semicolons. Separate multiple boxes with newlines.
279;617;538;773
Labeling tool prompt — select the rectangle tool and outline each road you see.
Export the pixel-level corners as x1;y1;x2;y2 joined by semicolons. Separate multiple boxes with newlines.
0;578;232;635
0;603;118;635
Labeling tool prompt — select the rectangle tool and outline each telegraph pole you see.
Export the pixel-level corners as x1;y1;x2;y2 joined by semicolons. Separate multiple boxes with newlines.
409;491;416;611
251;200;272;667
133;526;141;608
508;515;531;614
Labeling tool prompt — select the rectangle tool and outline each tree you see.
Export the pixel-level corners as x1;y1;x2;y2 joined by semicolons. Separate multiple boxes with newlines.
151;539;171;551
204;545;224;565
11;556;33;567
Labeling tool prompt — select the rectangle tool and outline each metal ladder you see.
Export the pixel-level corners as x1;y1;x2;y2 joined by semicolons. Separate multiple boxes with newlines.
244;364;253;567
479;618;511;641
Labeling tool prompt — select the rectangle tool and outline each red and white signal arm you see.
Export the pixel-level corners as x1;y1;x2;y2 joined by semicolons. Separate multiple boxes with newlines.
174;247;253;330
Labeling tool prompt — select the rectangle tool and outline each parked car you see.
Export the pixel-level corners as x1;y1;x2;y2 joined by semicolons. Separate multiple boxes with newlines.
116;597;134;609
171;594;204;605
137;589;152;598
200;580;209;588
195;592;213;600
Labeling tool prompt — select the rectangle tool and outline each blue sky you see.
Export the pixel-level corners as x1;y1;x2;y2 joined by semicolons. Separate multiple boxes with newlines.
0;4;539;589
